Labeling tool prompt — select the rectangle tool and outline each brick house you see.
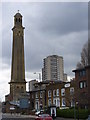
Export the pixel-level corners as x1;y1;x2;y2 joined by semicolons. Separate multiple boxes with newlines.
46;81;75;108
73;65;90;108
29;80;76;111
29;82;47;111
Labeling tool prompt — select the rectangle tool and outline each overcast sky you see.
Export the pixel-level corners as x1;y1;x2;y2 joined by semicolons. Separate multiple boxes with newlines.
0;1;88;101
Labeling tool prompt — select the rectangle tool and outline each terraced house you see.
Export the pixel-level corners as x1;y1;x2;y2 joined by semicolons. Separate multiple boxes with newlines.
29;80;76;111
46;81;75;108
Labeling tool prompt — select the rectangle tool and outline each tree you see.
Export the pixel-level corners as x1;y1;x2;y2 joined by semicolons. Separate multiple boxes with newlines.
77;41;89;68
81;42;88;66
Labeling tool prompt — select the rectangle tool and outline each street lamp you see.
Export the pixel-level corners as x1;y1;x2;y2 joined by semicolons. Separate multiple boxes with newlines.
74;101;79;120
74;100;76;120
76;102;79;120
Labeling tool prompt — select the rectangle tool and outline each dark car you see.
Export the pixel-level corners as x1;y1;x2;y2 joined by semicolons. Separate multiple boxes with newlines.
35;114;53;120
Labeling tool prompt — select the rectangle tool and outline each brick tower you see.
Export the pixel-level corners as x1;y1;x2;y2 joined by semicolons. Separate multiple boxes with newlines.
9;12;26;102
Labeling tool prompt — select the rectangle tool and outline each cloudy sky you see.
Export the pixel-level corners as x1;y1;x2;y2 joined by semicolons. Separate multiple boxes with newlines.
0;1;88;101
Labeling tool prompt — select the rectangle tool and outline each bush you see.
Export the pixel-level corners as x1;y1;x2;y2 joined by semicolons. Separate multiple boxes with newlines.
57;109;74;118
56;108;89;119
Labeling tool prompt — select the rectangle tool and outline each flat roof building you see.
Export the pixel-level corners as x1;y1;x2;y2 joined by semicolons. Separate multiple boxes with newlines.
42;55;67;82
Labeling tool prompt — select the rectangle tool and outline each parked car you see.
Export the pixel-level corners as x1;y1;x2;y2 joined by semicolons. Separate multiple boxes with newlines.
35;110;44;116
35;114;53;120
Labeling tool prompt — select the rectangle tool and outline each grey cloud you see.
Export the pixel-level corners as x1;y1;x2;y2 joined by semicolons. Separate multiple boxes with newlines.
2;2;88;77
27;2;88;36
25;30;87;75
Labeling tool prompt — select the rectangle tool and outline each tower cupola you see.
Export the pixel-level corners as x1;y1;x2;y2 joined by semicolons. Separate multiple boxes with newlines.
14;11;22;27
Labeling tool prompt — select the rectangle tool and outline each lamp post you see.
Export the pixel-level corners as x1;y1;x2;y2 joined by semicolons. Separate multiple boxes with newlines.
74;101;76;120
76;102;79;120
74;101;79;120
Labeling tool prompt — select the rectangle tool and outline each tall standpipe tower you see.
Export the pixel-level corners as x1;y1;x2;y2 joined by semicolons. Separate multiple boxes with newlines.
9;12;26;101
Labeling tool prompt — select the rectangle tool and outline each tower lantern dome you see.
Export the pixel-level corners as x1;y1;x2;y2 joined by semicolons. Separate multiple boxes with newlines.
14;11;22;27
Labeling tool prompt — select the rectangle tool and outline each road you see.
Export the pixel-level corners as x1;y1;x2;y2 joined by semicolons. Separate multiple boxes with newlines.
1;113;36;120
1;114;84;120
0;112;2;120
1;118;75;120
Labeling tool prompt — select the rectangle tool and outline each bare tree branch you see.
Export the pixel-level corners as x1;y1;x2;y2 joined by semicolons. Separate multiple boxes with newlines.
77;41;89;68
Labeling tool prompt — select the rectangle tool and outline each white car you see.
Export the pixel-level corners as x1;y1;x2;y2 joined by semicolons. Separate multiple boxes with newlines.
35;110;44;116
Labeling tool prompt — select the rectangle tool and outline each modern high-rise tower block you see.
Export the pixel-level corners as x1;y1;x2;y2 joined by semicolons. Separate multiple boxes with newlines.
42;55;67;81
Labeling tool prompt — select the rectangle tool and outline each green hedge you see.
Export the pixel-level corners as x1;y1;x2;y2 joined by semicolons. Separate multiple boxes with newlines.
57;108;89;119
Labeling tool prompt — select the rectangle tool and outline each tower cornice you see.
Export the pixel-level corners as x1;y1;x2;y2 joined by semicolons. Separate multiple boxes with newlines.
9;81;27;84
12;26;25;30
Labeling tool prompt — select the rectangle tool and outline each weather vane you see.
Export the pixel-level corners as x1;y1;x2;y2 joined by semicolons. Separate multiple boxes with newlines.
18;10;20;13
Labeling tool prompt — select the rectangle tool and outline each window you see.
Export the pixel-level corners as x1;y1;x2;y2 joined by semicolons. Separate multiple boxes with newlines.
84;81;87;88
61;88;65;96
53;98;56;105
21;86;24;93
53;98;60;107
79;70;86;77
83;70;86;76
57;89;59;96
80;82;83;89
71;99;74;107
79;81;87;89
57;98;60;107
19;18;20;22
62;98;66;107
48;90;51;97
48;99;52;106
79;71;82;76
35;101;39;110
36;92;38;98
53;90;56;97
40;91;42;98
70;87;74;95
